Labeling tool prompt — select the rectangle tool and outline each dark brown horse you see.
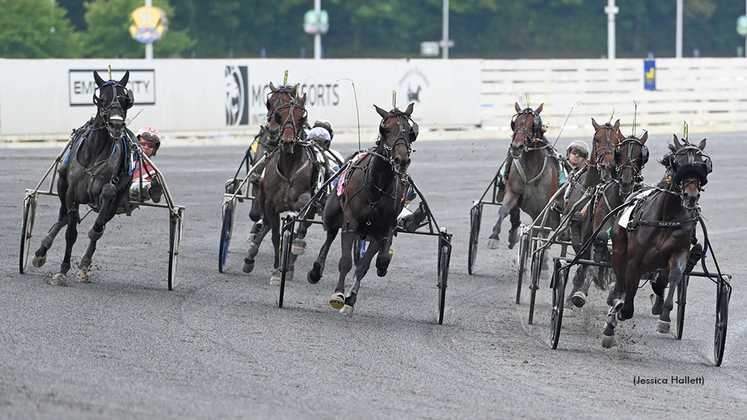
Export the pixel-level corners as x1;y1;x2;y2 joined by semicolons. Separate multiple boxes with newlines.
487;102;560;250
567;131;649;307
564;118;624;307
602;135;711;348
32;71;135;285
306;103;417;317
248;82;299;224
242;95;318;284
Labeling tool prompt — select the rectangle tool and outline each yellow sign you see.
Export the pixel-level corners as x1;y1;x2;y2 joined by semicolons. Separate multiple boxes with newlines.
129;6;168;44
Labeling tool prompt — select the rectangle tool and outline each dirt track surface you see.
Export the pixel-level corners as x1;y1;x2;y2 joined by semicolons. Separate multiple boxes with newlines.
1;133;746;419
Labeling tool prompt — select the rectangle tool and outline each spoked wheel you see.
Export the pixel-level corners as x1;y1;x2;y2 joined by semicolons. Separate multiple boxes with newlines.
714;279;731;367
218;200;235;273
528;248;544;325
675;274;689;340
467;204;482;275
19;193;37;274
278;228;292;308
515;233;529;304
437;233;451;325
550;259;567;349
167;207;184;291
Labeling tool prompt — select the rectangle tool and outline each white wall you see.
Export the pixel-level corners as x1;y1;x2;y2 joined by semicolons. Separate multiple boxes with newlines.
2;57;747;143
0;58;481;143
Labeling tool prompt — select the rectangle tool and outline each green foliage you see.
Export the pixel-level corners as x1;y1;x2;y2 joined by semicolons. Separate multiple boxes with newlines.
82;0;194;58
0;0;740;59
0;0;82;58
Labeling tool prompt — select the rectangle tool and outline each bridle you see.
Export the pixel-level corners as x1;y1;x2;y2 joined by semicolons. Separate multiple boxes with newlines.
669;145;712;210
272;99;308;146
510;109;546;156
614;137;648;184
376;111;417;174
592;123;620;177
93;80;132;139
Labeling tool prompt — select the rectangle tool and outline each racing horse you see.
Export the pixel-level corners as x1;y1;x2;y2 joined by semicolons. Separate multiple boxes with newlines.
487;102;560;250
307;103;417;316
32;71;135;286
247;82;300;224
602;135;711;348
242;95;318;284
564;118;624;307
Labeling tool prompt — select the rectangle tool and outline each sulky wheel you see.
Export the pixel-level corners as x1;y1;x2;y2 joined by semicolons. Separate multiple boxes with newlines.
550;259;567;349
218;200;235;273
19;194;37;274
167;207;184;291
437;238;451;325
467;204;482;275
515;232;529;304
675;274;689;340
528;247;544;325
278;228;292;308
714;279;731;367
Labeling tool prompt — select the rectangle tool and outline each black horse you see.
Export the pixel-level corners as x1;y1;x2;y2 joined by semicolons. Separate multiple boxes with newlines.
602;135;711;348
243;95;319;284
307;103;417;316
32;71;135;286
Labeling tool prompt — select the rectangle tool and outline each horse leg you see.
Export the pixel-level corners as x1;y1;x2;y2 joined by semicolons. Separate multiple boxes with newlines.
267;215;282;285
656;253;687;334
487;194;519;249
308;226;339;284
291;192;312;255
33;179;71;268
650;270;667;315
330;231;355;310
78;184;121;283
247;220;264;243
602;298;624;348
243;219;271;273
568;265;592;308
375;235;393;277
507;206;522;249
619;263;643;321
340;238;381;317
52;207;80;286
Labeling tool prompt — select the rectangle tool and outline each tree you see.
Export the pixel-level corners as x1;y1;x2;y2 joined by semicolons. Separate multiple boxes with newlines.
82;0;195;58
0;0;82;58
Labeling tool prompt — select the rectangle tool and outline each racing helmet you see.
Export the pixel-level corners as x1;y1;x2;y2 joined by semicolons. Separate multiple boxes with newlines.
313;119;334;140
136;126;162;156
566;140;590;160
307;127;332;147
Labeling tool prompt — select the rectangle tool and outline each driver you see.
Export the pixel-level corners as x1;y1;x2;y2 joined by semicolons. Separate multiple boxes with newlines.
129;126;163;203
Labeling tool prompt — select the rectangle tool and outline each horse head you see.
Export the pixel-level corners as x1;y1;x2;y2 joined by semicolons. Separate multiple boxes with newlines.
668;135;711;210
590;118;623;180
509;102;544;158
271;95;308;154
266;82;298;120
374;102;418;175
614;131;649;197
93;71;133;140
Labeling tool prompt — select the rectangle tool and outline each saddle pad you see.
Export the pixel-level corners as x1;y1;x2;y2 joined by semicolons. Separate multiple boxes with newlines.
336;151;368;196
617;188;655;228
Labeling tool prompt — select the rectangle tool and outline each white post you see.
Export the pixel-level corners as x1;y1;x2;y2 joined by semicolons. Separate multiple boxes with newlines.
604;0;618;60
314;0;322;59
442;0;449;59
145;0;153;60
676;0;683;58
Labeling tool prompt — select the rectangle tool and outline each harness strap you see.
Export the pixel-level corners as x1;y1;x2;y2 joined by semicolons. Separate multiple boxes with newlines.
512;154;550;185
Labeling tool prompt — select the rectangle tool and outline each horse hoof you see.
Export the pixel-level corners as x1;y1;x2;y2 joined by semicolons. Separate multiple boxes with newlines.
32;255;46;268
291;239;306;256
486;238;500;249
329;293;345;310
571;291;587;308
88;226;104;241
650;294;664;315
48;273;68;287
340;304;354;317
656;320;671;335
601;334;616;348
307;263;322;284
242;260;255;274
377;267;387;277
269;270;281;285
77;270;91;283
